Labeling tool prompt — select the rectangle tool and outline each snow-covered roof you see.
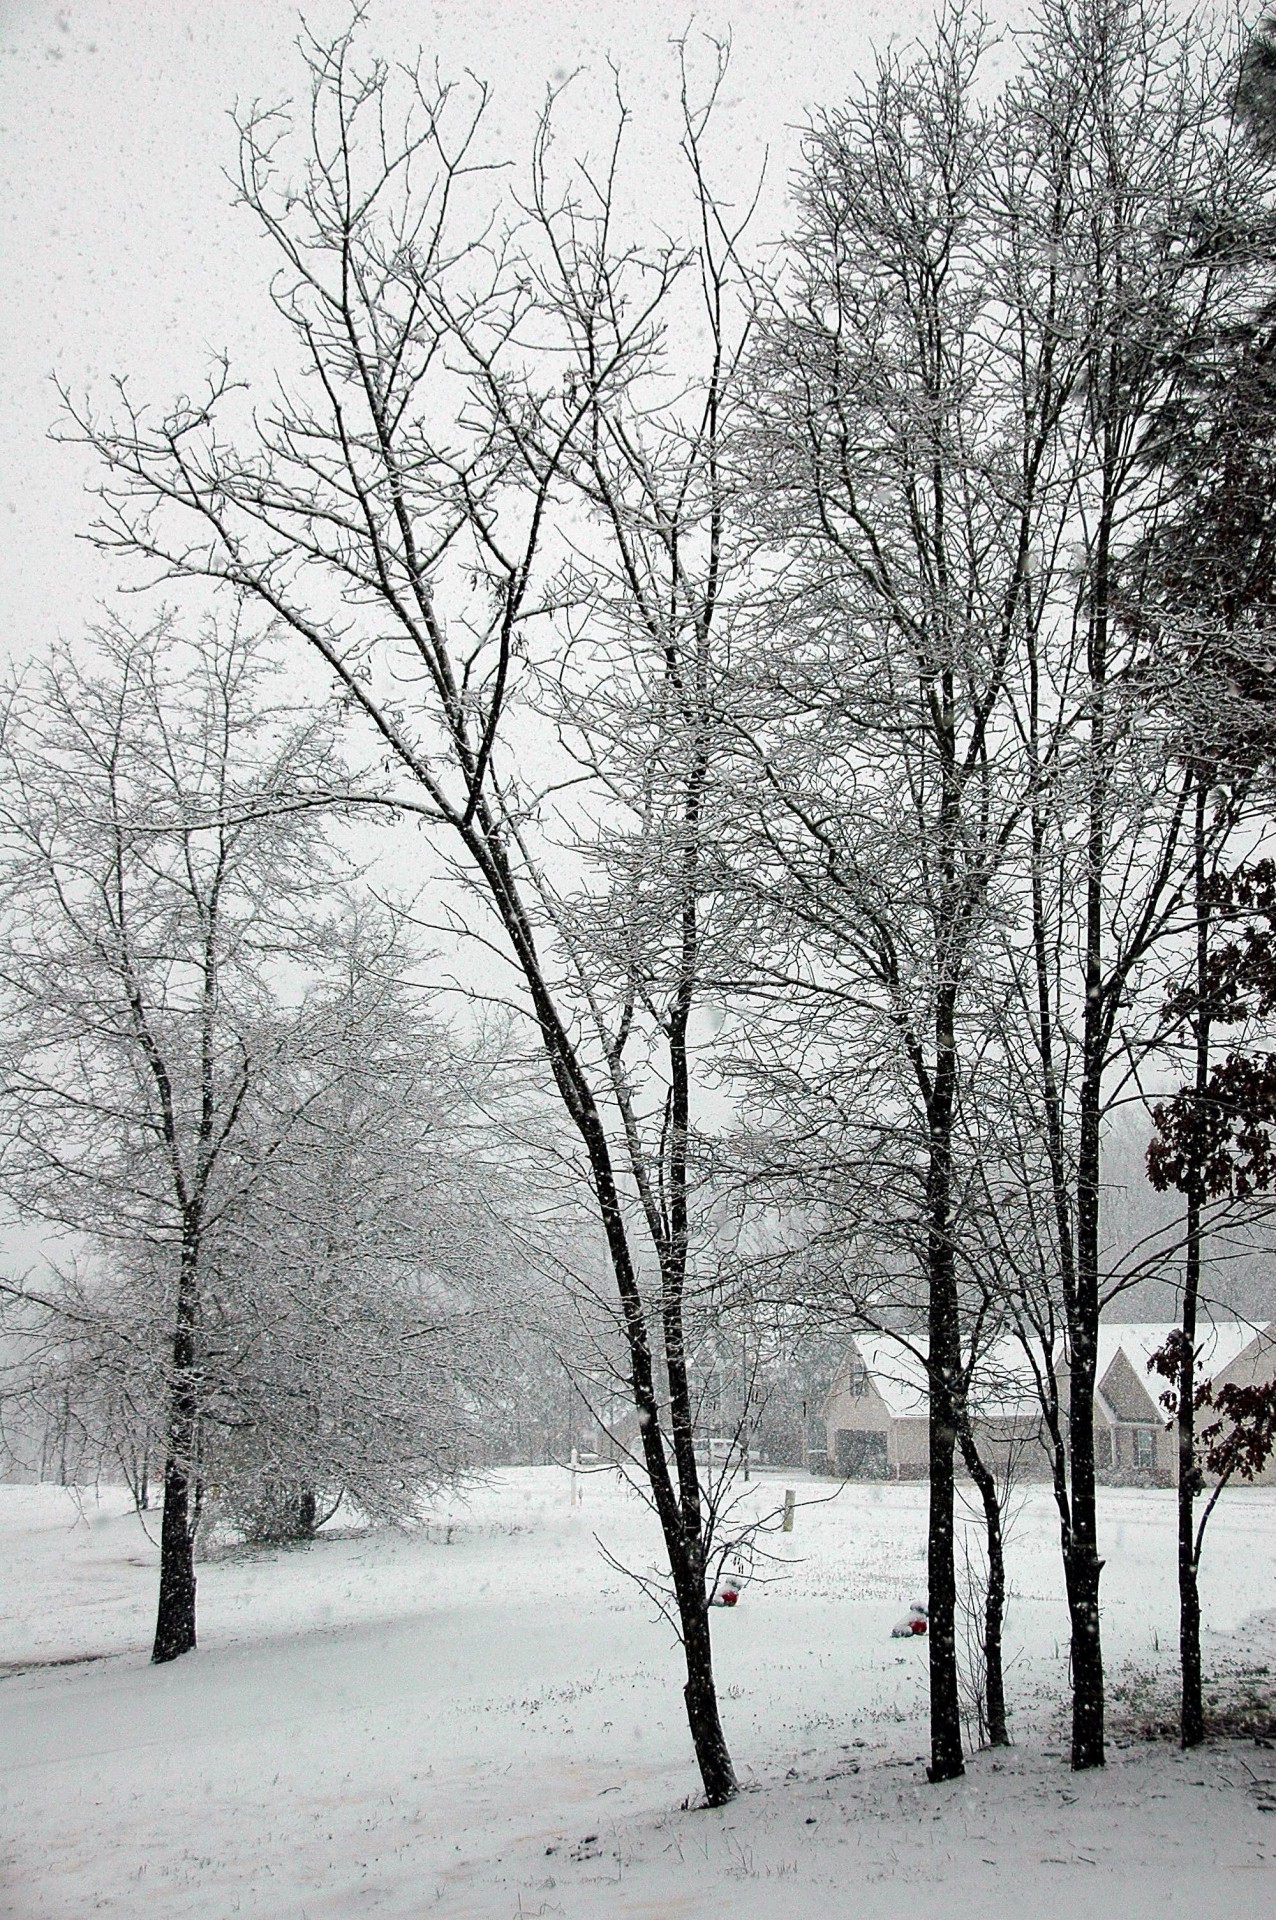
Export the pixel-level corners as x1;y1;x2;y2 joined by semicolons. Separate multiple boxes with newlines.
843;1321;1273;1425
852;1334;929;1420
848;1332;1044;1422
1095;1320;1270;1392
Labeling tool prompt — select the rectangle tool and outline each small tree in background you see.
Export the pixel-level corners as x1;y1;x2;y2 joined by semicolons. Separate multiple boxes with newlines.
210;907;527;1537
0;616;352;1659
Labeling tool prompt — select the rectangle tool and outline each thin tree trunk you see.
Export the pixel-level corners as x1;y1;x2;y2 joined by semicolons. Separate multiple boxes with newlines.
958;1425;1009;1747
1065;1218;1105;1767
927;1391;963;1780
475;823;736;1804
58;1384;70;1485
1178;779;1210;1749
633;1386;735;1802
927;983;965;1782
1066;489;1115;1773
1027;605;1088;1749
661;726;739;1808
1030;786;1106;1765
1179;1506;1203;1747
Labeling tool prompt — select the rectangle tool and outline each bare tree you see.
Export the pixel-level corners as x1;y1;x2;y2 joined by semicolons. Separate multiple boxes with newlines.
726;1100;1023;1754
193;904;520;1538
64;18;756;1801
729;0;1270;1777
731;1;1073;1781
0;614;350;1660
4;904;539;1552
1118;145;1276;1739
999;0;1274;1769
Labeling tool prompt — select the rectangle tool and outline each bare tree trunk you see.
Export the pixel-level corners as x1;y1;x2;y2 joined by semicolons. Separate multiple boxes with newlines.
1026;571;1095;1762
152;1249;198;1664
672;1546;737;1803
1065;1173;1105;1771
636;1405;736;1804
1178;780;1210;1749
927;985;965;1783
1178;1454;1204;1747
958;1425;1009;1747
485;795;738;1807
927;1384;964;1781
664;815;739;1806
153;1443;197;1663
1064;487;1115;1773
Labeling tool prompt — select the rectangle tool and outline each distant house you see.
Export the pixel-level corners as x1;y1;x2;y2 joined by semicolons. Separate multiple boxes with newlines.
821;1333;1050;1482
822;1322;1276;1487
1191;1320;1276;1488
823;1336;931;1481
1088;1323;1276;1485
1091;1340;1169;1482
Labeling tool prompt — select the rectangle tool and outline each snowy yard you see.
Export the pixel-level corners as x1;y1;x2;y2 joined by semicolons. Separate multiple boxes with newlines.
2;1469;1275;1919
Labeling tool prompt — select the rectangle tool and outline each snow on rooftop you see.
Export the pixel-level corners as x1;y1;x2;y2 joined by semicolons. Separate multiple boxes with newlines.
852;1334;929;1420
1096;1319;1272;1392
848;1332;1043;1422
845;1320;1275;1422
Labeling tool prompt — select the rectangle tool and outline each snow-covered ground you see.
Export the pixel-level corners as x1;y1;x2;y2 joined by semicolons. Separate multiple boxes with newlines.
2;1469;1274;1918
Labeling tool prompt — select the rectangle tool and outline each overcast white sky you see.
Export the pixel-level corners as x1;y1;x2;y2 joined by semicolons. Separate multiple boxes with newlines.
0;0;967;665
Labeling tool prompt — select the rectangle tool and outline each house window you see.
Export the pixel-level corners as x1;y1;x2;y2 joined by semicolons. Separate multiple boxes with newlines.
1133;1428;1156;1471
849;1360;869;1398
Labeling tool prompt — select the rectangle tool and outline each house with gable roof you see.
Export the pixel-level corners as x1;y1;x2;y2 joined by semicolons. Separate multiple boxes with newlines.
1091;1341;1168;1480
822;1320;1276;1486
1088;1322;1276;1485
822;1334;928;1480
822;1331;1048;1482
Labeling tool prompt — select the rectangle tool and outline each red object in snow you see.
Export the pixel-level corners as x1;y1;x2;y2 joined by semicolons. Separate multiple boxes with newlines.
720;1589;738;1607
910;1616;927;1634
